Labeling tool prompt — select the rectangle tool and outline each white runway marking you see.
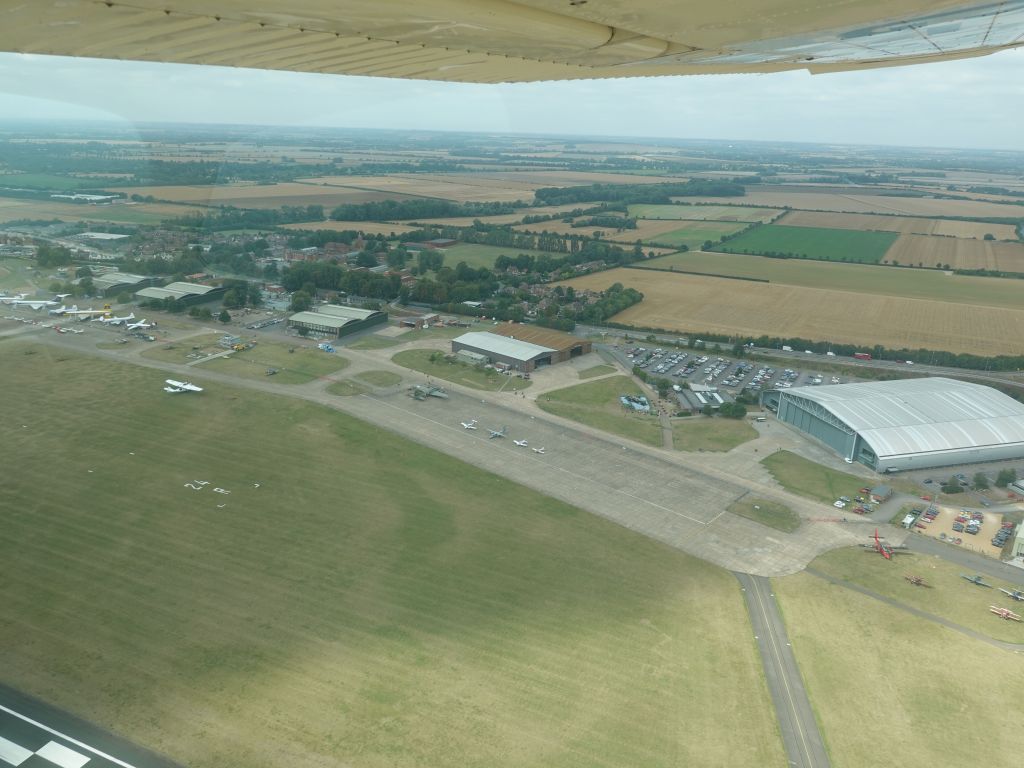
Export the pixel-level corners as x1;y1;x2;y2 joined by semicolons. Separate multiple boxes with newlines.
0;704;140;768
36;741;90;768
0;735;33;766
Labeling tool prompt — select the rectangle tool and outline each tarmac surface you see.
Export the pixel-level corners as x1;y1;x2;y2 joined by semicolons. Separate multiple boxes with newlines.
736;574;831;768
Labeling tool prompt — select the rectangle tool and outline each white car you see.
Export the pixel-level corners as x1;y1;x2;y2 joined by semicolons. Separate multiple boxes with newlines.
833;500;847;508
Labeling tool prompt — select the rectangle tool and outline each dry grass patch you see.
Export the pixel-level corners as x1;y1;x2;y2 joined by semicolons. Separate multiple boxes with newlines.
885;233;1024;272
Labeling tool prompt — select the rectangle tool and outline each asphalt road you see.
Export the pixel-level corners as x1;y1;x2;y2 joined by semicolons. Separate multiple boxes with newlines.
735;573;831;768
0;682;180;768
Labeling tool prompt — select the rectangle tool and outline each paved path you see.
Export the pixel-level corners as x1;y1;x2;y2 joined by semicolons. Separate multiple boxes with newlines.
736;574;831;768
0;683;180;768
805;568;1024;652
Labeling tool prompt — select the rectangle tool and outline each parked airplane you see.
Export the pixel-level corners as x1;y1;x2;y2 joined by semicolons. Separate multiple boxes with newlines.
904;574;930;587
103;312;136;325
998;588;1024;601
513;439;528;447
8;299;59;310
0;293;28;304
488;426;508;439
126;318;152;330
460;420;478;430
531;447;546;455
164;379;203;393
54;293;72;300
49;304;76;315
860;529;910;560
65;305;111;318
989;605;1022;622
961;574;992;587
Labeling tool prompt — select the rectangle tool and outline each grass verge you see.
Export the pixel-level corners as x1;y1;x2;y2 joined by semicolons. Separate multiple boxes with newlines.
538;375;662;447
728;497;801;532
392;349;531;392
761;450;869;504
672;417;757;452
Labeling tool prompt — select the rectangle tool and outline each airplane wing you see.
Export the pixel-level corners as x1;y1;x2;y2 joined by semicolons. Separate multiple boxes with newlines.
2;2;1023;84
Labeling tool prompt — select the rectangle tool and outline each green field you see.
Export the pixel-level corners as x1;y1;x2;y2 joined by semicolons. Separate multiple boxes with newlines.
0;258;37;291
201;342;349;384
326;379;368;396
538;375;663;447
712;224;898;264
775;571;1023;768
671;416;758;452
353;370;403;387
0;173;95;190
441;243;551;269
349;325;468;350
628;204;777;221
727;496;800;532
644;221;749;248
761;450;868;504
578;363;616;379
639;250;1024;310
392;349;531;391
0;343;785;768
808;547;1024;642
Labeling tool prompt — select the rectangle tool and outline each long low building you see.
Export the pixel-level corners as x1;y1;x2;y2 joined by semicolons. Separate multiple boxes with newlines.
288;304;388;337
135;281;225;306
451;331;559;372
768;377;1024;473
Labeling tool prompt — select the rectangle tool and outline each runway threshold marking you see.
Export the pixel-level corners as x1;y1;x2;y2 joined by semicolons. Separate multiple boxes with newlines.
0;704;139;768
361;393;710;526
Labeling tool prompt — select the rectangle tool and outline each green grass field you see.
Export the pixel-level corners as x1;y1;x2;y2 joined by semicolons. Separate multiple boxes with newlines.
201;342;350;384
441;243;550;270
727;497;800;532
808;547;1024;642
774;571;1023;768
0;343;785;768
671;416;758;452
628;204;776;221
712;225;898;264
326;379;368;396
644;221;749;248
141;334;235;364
638;250;1024;310
392;349;531;391
761;450;869;504
538;375;663;447
578;363;616;379
0;258;37;291
353;370;403;387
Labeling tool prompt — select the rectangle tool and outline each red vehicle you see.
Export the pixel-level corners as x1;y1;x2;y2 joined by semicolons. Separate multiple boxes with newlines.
854;352;872;360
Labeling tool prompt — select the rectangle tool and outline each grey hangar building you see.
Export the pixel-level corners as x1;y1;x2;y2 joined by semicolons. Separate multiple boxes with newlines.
287;304;388;338
764;377;1024;473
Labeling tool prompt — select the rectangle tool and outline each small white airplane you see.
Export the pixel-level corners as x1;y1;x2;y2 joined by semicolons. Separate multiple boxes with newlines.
126;318;152;330
460;419;478;430
103;312;135;325
48;304;78;315
164;378;203;393
531;447;546;455
488;426;508;439
54;293;72;300
513;439;528;447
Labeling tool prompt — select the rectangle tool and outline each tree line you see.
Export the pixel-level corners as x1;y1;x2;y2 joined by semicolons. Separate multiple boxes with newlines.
533;179;746;206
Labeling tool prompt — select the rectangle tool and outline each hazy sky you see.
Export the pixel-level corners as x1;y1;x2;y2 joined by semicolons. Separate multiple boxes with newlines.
1;48;1022;150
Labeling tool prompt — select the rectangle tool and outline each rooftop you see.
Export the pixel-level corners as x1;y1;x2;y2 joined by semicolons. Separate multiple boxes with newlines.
784;377;1024;459
453;331;555;362
491;323;586;352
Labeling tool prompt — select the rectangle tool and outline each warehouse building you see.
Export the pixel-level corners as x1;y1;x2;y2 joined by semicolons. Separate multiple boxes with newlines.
287;304;387;338
91;272;157;296
135;281;225;307
490;323;592;362
451;331;557;372
770;377;1024;473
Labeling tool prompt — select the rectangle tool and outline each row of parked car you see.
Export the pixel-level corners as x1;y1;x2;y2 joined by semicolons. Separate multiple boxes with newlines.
992;522;1015;548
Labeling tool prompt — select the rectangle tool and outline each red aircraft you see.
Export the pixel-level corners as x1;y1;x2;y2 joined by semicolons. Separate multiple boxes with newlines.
989;605;1022;622
860;528;910;560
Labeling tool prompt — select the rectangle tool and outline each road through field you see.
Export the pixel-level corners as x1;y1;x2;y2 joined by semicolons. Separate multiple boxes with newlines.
736;574;831;768
23;329;863;576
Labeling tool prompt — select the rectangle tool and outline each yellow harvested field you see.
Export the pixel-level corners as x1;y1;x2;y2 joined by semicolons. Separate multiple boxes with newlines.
114;183;411;208
884;234;1024;272
687;190;1024;218
779;210;1019;240
279;220;424;236
562;268;1024;356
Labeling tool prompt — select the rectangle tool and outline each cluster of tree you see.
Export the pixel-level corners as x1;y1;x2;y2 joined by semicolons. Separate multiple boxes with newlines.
167;205;324;230
995;468;1018;488
532;179;745;206
329;198;517;221
572;215;637;230
403;263;497;305
35;243;73;267
717;402;748;418
568;283;643;325
221;279;263;309
285;229;389;250
280;260;402;301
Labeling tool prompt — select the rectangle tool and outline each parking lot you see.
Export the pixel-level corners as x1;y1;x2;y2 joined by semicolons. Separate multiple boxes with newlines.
603;343;863;401
905;503;1010;558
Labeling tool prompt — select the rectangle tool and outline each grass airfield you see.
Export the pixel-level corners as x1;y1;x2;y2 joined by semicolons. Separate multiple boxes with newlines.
0;342;784;768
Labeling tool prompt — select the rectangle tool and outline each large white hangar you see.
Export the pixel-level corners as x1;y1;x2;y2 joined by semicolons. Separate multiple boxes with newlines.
772;377;1024;473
